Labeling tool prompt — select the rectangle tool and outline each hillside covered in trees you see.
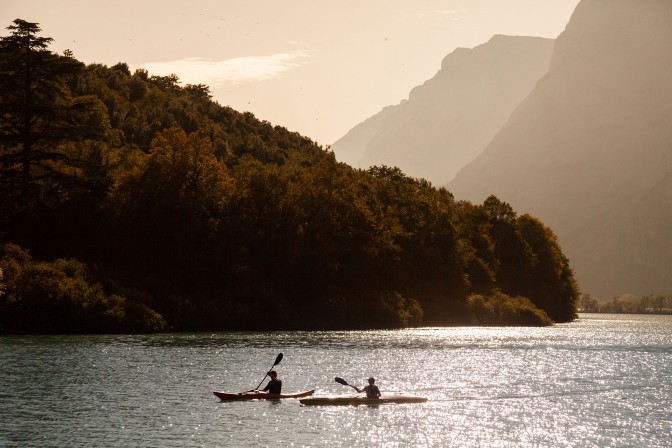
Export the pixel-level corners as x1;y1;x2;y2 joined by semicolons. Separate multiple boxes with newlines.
0;20;578;333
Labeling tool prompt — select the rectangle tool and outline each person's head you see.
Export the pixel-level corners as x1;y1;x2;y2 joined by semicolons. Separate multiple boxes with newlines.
368;377;375;385
269;370;277;379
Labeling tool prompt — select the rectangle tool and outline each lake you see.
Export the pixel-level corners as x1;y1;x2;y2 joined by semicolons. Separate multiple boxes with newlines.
1;313;671;447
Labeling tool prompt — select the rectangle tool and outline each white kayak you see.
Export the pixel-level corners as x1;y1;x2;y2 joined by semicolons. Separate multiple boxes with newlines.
300;395;428;406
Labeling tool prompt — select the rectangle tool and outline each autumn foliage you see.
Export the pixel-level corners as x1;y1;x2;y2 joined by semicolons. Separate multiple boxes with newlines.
0;20;579;333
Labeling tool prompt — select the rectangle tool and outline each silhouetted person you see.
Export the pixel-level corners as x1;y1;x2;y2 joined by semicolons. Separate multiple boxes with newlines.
261;370;282;394
354;377;381;398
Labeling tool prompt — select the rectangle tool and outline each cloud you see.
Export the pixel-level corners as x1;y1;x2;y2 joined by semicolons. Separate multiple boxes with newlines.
137;50;310;87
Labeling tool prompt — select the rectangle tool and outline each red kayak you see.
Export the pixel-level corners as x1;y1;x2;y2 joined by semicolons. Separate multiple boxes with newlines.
213;390;315;401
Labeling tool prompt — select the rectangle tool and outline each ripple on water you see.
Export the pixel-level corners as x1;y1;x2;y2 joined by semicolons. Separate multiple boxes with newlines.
1;314;671;447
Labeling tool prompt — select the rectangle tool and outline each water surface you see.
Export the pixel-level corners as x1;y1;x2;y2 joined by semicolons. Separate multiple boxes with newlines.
1;314;670;447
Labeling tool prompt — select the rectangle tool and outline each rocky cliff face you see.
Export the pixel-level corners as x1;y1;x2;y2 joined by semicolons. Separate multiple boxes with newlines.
331;35;554;185
449;0;672;298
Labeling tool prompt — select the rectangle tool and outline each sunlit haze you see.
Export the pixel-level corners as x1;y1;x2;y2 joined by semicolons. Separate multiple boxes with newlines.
0;0;579;145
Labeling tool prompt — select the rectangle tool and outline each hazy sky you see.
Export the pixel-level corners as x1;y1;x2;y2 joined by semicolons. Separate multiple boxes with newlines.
1;0;579;146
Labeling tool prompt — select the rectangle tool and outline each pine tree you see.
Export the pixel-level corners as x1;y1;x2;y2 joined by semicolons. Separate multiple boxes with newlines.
0;19;105;224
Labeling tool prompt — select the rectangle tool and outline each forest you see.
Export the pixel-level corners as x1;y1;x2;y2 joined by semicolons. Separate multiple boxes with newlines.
0;20;578;333
579;293;672;314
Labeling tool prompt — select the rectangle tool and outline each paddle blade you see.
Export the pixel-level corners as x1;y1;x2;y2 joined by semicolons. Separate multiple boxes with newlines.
274;353;283;366
335;377;348;386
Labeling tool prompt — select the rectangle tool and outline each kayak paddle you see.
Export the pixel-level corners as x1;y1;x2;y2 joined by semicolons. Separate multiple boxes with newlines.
335;377;358;391
253;353;283;390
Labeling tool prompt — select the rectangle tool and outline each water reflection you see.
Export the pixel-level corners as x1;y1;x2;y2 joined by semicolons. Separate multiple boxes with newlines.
1;314;671;447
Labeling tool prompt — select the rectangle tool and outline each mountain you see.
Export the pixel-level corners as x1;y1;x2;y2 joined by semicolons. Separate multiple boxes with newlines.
448;0;672;298
331;35;555;185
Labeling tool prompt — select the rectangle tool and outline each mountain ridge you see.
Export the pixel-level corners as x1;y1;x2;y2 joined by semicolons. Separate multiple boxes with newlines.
331;34;555;185
448;0;672;298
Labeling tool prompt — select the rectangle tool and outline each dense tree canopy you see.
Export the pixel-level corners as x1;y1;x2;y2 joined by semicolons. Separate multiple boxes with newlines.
0;20;579;333
0;20;107;225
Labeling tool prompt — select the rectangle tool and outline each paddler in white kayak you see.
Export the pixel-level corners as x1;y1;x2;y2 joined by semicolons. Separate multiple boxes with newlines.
353;377;381;398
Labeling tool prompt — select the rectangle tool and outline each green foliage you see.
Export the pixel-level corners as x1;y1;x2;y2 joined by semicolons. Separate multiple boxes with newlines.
458;196;579;323
0;243;166;333
516;214;578;322
0;19;112;265
0;20;580;332
0;20;109;216
0;266;5;298
381;292;423;327
467;291;553;326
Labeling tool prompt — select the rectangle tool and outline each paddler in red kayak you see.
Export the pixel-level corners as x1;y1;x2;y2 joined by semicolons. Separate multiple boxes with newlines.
260;370;282;394
354;377;381;398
